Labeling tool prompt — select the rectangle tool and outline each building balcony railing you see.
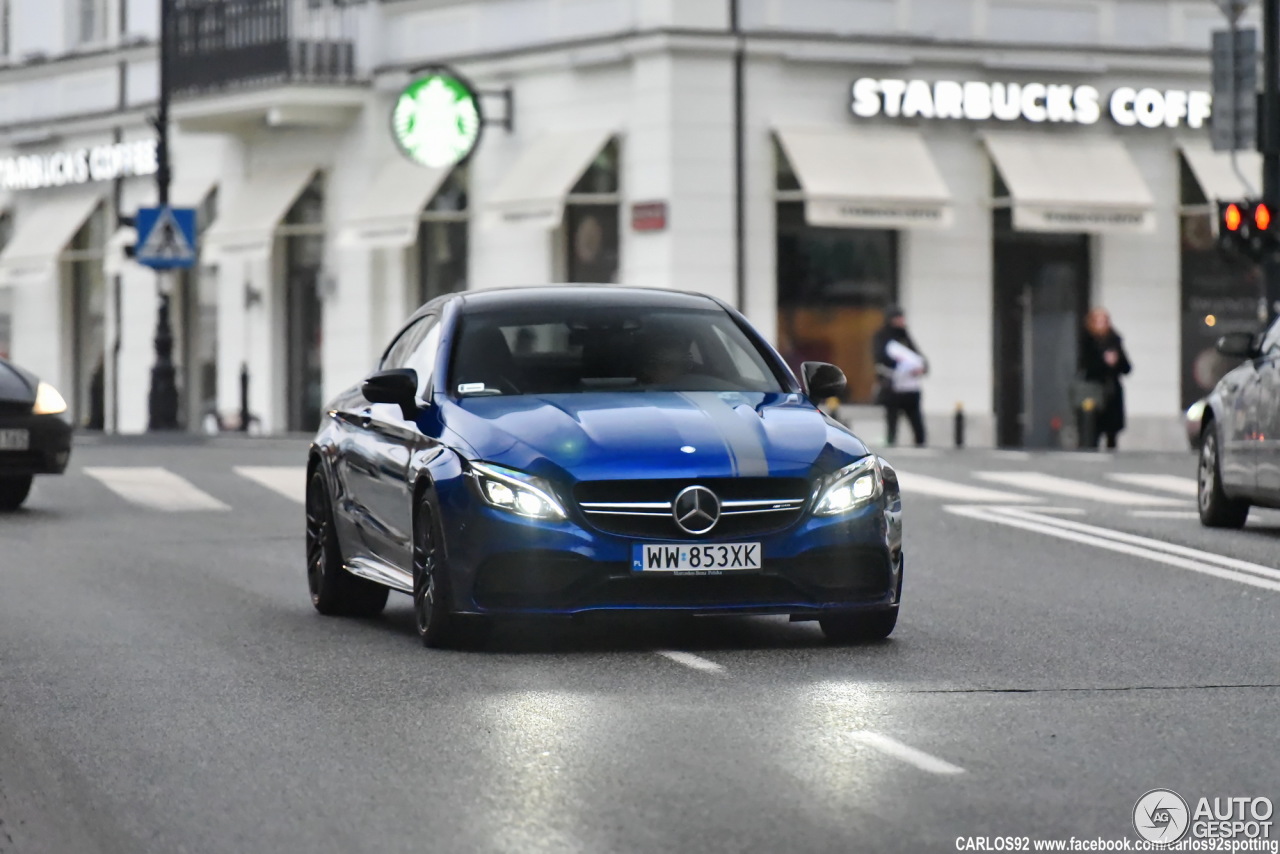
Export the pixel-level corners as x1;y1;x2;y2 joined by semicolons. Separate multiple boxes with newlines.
170;0;359;99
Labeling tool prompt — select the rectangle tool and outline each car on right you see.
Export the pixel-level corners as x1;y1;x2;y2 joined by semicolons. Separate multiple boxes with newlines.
1196;320;1280;528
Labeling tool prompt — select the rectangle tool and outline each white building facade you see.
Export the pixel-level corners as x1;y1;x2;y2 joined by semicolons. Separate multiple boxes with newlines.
0;0;1262;447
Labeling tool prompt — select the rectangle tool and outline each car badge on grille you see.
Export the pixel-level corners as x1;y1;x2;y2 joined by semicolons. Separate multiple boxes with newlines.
672;485;721;535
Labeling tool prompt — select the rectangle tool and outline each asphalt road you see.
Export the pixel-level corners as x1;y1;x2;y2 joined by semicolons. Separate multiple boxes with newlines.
2;437;1277;853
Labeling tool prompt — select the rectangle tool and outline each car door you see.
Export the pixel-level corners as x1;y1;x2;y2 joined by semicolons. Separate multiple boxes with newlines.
360;317;444;569
1252;322;1280;499
1217;326;1269;496
341;316;436;561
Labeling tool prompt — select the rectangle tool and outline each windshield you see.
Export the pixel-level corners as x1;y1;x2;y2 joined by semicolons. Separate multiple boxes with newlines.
449;304;785;397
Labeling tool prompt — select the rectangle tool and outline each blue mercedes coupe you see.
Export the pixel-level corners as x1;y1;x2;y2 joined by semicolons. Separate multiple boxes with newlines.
306;286;903;647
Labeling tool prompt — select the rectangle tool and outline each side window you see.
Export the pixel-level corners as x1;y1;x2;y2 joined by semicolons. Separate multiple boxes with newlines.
380;316;436;370
404;323;444;399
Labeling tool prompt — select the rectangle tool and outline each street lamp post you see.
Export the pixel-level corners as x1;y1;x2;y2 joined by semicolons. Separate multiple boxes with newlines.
147;0;180;431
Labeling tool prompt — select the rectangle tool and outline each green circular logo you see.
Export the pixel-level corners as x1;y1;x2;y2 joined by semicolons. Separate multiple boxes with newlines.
392;72;482;169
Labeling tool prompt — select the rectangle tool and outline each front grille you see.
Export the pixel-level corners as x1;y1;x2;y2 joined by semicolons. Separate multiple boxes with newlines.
573;477;812;540
0;400;33;416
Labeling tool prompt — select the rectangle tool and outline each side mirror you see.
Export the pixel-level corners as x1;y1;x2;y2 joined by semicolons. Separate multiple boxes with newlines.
1216;332;1259;360
801;361;847;403
362;368;420;419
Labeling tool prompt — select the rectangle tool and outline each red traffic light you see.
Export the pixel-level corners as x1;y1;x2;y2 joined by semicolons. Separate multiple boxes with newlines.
1256;203;1273;232
1225;203;1244;232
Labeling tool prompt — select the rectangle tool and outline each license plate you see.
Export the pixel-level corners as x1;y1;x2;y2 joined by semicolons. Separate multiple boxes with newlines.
0;429;29;451
632;543;762;574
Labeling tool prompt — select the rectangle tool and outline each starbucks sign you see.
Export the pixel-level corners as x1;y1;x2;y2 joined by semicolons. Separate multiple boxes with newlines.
392;71;483;169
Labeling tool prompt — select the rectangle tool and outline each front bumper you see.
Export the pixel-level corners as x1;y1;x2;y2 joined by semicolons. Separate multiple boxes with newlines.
438;490;903;617
0;413;72;477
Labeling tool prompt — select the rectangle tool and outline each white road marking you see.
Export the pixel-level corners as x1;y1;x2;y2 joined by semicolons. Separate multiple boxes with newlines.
1105;473;1199;498
894;472;1039;504
83;467;229;512
989;450;1032;461
235;466;307;504
1130;510;1202;520
847;731;966;776
974;472;1184;506
946;505;1280;592
655;651;725;674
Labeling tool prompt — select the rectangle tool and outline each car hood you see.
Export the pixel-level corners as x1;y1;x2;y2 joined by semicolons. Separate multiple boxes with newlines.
0;360;35;404
438;391;868;482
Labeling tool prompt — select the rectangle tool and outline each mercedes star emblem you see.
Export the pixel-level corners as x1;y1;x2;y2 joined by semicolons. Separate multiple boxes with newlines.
672;485;721;535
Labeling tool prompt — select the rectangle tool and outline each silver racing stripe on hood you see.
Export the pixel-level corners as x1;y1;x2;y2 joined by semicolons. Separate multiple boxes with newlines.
678;392;770;477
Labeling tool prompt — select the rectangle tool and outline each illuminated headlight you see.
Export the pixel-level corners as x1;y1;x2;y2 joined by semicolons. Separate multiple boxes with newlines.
814;457;882;516
471;462;567;520
32;382;68;416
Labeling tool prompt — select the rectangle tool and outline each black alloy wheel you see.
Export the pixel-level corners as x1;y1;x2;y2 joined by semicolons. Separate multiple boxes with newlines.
0;475;33;512
1197;422;1249;529
306;470;389;617
413;497;488;649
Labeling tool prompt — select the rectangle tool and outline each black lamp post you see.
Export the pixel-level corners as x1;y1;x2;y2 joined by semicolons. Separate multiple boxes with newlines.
147;0;180;431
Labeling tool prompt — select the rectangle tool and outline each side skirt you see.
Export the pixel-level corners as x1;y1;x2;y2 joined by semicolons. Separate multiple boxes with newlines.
345;556;413;594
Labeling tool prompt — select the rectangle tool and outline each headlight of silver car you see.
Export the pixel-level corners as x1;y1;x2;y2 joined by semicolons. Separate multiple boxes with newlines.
470;462;567;520
32;381;68;416
814;457;882;516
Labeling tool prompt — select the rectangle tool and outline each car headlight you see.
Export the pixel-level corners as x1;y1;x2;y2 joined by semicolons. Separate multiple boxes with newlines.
32;381;68;416
470;462;567;520
814;457;882;516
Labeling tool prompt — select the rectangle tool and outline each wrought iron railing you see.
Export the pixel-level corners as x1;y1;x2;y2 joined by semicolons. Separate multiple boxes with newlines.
170;0;358;97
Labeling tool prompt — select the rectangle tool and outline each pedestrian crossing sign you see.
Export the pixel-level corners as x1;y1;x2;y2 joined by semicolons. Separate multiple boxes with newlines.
135;206;198;270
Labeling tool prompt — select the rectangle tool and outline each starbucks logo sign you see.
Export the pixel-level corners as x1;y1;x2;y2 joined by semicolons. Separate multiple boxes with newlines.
392;71;483;169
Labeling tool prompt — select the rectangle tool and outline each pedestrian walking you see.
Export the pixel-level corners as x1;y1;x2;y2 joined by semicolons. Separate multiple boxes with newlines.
873;305;928;447
1076;307;1132;450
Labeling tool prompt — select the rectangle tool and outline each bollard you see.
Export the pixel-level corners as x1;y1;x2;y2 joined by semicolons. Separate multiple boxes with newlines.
239;362;251;433
1079;398;1098;450
953;401;965;448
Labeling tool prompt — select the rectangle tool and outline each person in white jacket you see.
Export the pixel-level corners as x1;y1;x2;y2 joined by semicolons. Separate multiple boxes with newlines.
872;306;928;446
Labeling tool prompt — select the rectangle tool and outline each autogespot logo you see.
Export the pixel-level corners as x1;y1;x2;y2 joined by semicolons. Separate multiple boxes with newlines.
1134;789;1191;843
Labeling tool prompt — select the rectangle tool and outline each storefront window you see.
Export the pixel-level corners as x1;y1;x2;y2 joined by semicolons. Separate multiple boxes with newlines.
66;203;107;430
775;201;897;404
419;166;468;304
1178;156;1264;409
566;139;620;284
282;176;326;433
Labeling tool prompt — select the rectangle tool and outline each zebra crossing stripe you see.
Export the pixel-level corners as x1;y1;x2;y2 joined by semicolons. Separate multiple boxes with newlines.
83;467;229;512
234;466;307;504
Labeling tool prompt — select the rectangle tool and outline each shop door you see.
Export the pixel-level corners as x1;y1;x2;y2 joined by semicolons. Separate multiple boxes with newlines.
286;234;324;433
994;230;1089;448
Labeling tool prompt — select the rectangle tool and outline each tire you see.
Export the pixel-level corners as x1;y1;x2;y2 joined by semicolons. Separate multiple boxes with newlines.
1198;422;1249;529
413;497;489;649
819;607;898;643
306;470;389;617
0;475;33;512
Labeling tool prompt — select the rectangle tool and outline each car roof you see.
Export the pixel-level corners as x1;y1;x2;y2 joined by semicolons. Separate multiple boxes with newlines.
412;285;725;321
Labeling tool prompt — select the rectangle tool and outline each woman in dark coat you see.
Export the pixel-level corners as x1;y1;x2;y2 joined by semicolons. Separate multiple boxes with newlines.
1078;307;1132;449
872;305;928;447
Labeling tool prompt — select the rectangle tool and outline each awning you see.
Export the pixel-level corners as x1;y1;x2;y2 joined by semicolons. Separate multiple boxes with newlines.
1180;141;1262;202
983;133;1155;233
774;127;952;229
0;189;104;272
339;158;451;249
486;129;615;229
203;165;318;255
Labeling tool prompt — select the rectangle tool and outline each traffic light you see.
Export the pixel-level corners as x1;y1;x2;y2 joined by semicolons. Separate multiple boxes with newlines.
1218;200;1280;261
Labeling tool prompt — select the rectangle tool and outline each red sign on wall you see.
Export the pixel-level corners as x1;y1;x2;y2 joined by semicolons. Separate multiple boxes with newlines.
631;201;668;232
